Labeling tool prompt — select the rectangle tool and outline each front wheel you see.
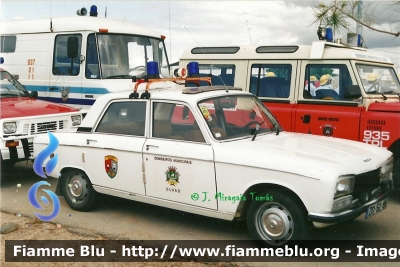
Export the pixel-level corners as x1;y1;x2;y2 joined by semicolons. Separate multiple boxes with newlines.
247;190;310;246
61;169;97;211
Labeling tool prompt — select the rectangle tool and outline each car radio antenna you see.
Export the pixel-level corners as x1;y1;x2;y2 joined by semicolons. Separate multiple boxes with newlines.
184;26;227;89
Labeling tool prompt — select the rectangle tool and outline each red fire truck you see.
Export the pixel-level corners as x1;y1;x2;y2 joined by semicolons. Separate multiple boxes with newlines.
179;40;400;197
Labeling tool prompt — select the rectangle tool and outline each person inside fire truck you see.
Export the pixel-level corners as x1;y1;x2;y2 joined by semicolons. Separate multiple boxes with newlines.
304;75;318;97
365;73;380;93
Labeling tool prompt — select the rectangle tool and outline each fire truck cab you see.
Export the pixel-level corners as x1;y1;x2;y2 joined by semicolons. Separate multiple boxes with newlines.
179;41;400;192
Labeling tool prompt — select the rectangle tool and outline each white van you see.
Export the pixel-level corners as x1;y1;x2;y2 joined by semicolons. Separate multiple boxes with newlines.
0;13;172;110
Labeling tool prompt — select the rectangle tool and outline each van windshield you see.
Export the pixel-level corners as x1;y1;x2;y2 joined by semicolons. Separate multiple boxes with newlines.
87;34;170;79
356;64;400;94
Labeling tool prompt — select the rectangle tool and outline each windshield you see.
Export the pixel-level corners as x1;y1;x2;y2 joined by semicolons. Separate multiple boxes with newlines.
356;64;400;94
198;95;279;140
0;70;30;98
95;34;170;79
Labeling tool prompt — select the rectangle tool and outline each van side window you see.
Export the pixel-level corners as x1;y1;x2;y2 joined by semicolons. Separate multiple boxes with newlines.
0;36;16;53
53;34;82;76
95;101;147;136
86;34;100;79
186;64;235;87
250;64;291;98
304;64;354;101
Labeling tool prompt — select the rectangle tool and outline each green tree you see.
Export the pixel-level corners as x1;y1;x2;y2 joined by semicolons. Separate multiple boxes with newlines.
312;1;400;37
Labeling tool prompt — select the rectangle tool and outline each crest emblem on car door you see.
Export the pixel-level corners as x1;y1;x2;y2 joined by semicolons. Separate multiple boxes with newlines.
105;155;118;178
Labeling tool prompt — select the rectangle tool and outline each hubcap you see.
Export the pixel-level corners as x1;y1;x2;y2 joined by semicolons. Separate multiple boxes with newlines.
259;205;294;240
68;174;88;200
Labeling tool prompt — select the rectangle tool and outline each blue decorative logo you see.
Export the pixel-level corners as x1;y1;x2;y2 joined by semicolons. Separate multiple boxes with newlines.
27;181;60;221
29;132;61;221
33;132;59;178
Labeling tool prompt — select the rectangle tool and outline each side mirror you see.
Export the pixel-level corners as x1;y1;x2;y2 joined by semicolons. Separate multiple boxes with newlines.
67;36;79;58
30;91;38;99
344;85;362;99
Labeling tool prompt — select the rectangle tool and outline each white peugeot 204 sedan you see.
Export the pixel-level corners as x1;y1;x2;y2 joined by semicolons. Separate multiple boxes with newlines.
34;85;393;245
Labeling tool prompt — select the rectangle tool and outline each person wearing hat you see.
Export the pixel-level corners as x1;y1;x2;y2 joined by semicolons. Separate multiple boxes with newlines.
266;72;276;77
317;74;339;94
304;76;318;97
365;73;380;92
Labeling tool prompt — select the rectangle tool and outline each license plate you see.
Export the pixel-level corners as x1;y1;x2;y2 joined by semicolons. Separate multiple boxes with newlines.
365;199;388;219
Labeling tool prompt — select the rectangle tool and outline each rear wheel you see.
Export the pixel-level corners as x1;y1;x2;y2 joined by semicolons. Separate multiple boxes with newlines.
247;190;310;246
61;169;97;211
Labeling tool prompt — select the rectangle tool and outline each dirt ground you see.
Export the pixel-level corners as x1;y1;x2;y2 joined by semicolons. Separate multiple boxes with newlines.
0;211;241;267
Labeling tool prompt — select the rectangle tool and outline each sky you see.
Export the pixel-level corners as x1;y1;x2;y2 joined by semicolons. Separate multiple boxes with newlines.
1;0;399;68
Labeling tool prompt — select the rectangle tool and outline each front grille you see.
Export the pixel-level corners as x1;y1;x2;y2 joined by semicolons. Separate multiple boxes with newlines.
30;120;67;134
59;120;65;129
28;142;33;154
353;168;380;202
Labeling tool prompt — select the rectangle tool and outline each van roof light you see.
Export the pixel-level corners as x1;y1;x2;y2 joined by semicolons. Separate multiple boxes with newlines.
90;5;98;17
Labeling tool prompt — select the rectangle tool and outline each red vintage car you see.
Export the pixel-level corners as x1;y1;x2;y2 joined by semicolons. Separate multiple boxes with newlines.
1;68;84;170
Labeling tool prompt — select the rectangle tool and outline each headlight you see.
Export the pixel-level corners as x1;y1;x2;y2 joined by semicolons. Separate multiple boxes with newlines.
3;122;17;134
380;156;393;180
334;175;355;198
71;115;82;126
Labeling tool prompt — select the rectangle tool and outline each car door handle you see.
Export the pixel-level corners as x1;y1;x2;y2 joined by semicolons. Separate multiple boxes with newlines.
146;144;159;151
50;87;59;91
86;139;97;145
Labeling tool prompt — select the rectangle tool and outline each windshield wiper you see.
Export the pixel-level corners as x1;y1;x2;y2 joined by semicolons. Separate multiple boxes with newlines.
272;121;280;135
251;124;260;141
251;121;265;141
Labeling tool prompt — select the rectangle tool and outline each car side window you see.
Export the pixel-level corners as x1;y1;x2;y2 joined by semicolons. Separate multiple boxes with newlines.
304;64;355;101
152;102;205;143
250;64;291;98
95;101;146;136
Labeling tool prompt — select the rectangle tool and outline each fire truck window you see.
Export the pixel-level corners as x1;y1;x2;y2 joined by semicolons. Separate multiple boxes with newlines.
95;101;146;136
250;64;291;98
305;64;354;101
86;34;100;79
53;34;82;76
186;64;235;87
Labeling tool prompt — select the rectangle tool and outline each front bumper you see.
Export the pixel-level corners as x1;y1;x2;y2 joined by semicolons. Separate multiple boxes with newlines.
308;186;393;224
1;138;33;162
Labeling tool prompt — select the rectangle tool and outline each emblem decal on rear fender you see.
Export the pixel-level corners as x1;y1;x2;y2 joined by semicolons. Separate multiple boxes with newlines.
105;155;118;178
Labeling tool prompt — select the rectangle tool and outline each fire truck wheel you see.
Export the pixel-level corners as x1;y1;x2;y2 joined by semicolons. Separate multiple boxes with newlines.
247;190;311;246
61;169;97;211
